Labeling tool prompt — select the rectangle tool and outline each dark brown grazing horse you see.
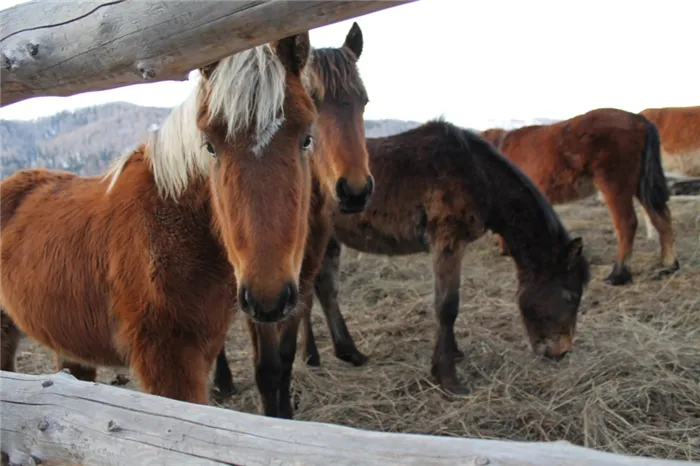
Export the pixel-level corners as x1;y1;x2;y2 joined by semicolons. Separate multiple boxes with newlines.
481;108;679;286
214;119;591;395
210;23;374;418
0;34;318;404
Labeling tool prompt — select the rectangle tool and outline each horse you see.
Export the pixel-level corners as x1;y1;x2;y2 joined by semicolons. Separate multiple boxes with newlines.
210;22;374;418
0;33;318;405
638;105;700;241
213;118;591;396
481;107;679;286
639;105;700;178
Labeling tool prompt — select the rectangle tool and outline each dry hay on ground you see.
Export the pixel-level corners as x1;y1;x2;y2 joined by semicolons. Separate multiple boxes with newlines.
14;196;700;461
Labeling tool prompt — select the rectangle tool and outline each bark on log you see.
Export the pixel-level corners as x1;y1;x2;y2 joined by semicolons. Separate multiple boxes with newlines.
1;371;695;466
0;0;414;107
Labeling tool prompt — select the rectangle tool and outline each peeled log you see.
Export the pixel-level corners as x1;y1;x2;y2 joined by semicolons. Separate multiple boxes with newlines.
0;0;414;107
1;371;694;466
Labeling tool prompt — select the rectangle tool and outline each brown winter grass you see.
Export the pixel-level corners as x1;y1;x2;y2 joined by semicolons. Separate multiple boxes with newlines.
14;196;700;460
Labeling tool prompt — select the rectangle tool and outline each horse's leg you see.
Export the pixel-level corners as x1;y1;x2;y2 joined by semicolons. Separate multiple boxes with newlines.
212;346;237;398
597;181;637;286
301;310;321;367
278;309;306;419
247;319;282;417
642;210;660;241
54;355;97;382
310;236;368;366
0;309;20;372
641;205;680;277
429;239;468;395
129;336;209;404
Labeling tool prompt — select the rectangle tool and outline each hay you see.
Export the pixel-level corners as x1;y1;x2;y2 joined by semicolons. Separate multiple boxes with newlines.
15;197;700;461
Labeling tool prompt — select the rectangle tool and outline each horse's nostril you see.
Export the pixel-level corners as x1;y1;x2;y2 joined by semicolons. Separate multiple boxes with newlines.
336;177;350;200
238;285;250;311
286;282;299;309
365;176;375;196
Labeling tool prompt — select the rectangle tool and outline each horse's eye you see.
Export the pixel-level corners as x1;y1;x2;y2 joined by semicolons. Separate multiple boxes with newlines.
205;142;216;156
301;135;313;151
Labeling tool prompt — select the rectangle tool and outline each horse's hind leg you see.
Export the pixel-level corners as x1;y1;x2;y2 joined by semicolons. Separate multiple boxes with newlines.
430;239;468;395
308;236;368;367
596;180;637;286
212;347;237;398
1;309;21;372
54;355;97;381
642;210;660;241
640;205;679;278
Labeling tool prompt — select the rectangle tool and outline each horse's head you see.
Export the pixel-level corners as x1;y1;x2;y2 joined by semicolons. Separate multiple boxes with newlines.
516;237;590;360
197;33;317;323
311;22;374;213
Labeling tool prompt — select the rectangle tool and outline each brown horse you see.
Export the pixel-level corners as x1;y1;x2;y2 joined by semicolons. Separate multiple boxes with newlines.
0;34;318;405
638;105;700;241
640;105;700;178
214;119;591;395
481;108;679;286
211;23;374;418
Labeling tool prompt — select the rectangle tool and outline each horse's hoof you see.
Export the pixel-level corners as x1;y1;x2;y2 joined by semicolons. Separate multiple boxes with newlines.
652;260;680;280
110;374;130;386
604;265;632;286
305;353;321;367
441;380;470;397
336;349;369;367
211;380;237;399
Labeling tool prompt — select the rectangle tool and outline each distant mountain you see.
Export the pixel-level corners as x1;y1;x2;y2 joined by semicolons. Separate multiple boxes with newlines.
0;102;556;179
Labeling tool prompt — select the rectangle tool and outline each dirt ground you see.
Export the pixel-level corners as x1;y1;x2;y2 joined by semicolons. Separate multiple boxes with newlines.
15;196;700;461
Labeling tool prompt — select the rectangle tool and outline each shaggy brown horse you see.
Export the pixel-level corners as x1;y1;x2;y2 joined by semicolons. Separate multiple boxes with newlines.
640;105;700;178
0;34;318;404
481;108;679;286
211;23;374;418
214;119;591;395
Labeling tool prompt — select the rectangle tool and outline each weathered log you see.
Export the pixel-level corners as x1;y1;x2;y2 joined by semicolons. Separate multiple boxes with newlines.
1;371;695;466
0;0;415;107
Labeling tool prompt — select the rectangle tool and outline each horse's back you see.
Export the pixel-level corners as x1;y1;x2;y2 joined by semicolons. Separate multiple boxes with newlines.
0;169;77;230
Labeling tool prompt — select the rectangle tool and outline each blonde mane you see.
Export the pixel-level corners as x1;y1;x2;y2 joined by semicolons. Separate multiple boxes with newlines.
104;43;288;200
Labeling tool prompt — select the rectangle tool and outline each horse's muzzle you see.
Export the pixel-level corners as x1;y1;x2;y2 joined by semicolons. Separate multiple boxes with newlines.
237;282;298;323
336;176;374;214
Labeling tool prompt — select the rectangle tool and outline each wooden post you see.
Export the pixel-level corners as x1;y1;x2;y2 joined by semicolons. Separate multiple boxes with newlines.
0;0;416;106
1;371;694;466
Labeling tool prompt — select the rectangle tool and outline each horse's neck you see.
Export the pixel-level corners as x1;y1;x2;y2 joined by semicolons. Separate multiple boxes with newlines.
488;182;562;276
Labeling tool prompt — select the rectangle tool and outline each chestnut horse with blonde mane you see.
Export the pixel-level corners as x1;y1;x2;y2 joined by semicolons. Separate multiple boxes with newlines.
210;22;374;418
0;34;318;404
213;119;591;395
481;108;679;286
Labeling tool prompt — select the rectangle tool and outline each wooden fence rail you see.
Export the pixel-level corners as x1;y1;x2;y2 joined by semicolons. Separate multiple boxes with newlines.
0;0;415;107
1;371;696;466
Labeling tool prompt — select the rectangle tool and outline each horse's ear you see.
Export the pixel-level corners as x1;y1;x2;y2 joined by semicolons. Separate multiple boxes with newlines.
565;237;584;266
274;32;311;76
199;61;220;80
344;22;363;59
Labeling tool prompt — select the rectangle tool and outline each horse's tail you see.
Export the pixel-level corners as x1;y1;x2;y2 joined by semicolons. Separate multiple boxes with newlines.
636;116;670;215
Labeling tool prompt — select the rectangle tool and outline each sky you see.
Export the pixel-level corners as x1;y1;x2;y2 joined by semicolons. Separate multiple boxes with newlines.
1;0;699;130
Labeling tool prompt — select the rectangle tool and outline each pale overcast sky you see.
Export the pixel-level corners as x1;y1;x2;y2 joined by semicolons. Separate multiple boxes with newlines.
1;0;698;129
